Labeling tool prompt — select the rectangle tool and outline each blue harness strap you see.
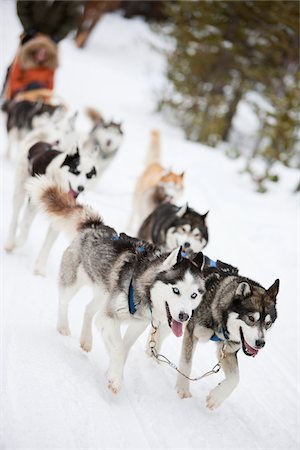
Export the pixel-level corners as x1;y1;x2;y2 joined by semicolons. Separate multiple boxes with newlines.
128;281;136;315
128;244;146;315
210;333;223;342
209;259;217;268
210;326;229;342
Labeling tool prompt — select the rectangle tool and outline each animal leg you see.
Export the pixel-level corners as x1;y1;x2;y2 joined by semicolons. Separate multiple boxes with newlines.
34;225;59;276
95;314;125;394
5;128;17;159
123;321;148;361
206;349;239;410
176;327;198;399
57;280;81;336
4;182;26;252
16;199;37;247
80;295;104;353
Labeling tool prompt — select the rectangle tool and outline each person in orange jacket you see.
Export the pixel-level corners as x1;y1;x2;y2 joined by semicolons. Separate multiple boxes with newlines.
3;34;58;101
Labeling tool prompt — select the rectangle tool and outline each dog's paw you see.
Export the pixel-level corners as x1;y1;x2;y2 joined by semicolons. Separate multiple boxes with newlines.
57;325;71;336
80;340;92;352
4;241;15;253
33;266;46;277
107;378;121;394
206;386;225;410
176;386;192;399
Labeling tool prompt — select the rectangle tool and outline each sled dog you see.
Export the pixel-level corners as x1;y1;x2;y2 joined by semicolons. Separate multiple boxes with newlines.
176;255;279;409
128;130;184;231
1;100;64;158
27;176;205;393
4;141;98;276
84;107;123;176
138;202;209;256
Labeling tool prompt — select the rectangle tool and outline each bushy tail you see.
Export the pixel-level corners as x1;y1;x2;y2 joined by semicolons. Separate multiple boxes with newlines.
26;176;103;238
85;106;103;124
145;129;161;166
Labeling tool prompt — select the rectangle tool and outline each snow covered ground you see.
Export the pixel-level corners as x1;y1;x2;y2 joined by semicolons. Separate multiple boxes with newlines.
1;2;299;449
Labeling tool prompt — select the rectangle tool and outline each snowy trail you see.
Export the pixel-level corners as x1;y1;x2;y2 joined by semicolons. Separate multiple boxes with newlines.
1;2;299;449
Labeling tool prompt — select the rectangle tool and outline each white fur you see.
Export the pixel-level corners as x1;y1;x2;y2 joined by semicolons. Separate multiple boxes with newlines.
56;249;203;394
4;138;98;275
227;312;265;348
151;271;202;324
166;227;207;253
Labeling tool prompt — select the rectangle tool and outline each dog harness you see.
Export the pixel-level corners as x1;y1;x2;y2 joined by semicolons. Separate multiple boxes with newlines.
112;233;145;315
210;326;230;342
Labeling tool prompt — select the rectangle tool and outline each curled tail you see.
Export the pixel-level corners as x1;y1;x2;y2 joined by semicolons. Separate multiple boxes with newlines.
145;129;161;166
26;176;103;238
85;106;103;124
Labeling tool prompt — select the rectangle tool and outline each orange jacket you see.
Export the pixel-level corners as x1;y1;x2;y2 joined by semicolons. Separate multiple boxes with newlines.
5;58;55;100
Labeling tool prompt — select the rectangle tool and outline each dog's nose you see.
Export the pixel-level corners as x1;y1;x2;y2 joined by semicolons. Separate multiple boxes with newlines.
255;339;265;349
77;185;85;193
178;311;189;322
107;139;111;146
184;242;190;248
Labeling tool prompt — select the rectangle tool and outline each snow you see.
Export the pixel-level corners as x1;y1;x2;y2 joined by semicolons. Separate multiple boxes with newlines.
1;2;299;449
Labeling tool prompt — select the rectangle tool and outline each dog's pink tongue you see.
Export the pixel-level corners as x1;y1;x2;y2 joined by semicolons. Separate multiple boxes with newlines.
68;189;77;198
171;319;183;337
245;340;259;357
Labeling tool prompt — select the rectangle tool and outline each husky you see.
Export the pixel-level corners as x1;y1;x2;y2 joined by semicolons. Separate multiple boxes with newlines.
1;100;64;159
138;202;209;256
175;254;279;409
84;107;123;175
4;139;98;276
27;176;205;393
128;130;185;232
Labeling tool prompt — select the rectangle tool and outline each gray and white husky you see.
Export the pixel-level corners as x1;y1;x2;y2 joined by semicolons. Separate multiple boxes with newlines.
83;107;123;175
27;176;205;394
175;256;279;409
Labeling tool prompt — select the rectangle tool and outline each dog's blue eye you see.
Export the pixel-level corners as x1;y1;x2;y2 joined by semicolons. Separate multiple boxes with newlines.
172;287;180;295
191;292;197;299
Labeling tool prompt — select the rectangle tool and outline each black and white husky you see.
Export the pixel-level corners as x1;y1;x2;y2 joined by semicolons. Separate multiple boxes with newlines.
4;140;98;276
175;256;280;409
138;202;209;256
1;100;63;159
27;176;205;394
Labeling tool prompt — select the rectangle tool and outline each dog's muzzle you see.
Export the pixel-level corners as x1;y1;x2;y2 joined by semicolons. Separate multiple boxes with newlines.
239;327;260;357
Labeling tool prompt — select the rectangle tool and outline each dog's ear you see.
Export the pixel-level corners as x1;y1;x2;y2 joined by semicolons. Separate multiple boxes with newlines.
236;282;252;297
176;203;188;218
193;252;204;270
267;279;280;301
116;122;123;133
202;210;209;220
161;247;182;270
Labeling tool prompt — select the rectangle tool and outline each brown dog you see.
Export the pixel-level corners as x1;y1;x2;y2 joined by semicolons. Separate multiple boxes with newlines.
128;130;185;232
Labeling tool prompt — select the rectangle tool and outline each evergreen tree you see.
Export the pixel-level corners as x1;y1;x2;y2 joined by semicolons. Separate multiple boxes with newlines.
158;0;299;191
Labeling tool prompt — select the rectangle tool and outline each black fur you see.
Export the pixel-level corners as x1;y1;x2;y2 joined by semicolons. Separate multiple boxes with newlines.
138;203;209;249
28;141;61;176
3;100;59;132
